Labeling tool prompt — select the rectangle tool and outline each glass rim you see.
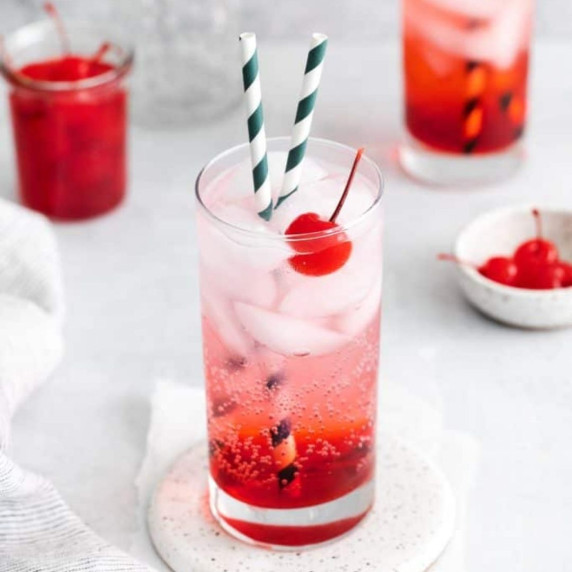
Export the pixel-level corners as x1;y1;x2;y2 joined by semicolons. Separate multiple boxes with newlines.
0;20;134;92
195;137;385;242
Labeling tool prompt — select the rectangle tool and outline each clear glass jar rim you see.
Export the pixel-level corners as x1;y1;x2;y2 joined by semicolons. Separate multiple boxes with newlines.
195;137;385;242
0;20;134;92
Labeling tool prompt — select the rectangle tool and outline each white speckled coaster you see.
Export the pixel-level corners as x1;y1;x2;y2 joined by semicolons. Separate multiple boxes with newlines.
148;434;455;572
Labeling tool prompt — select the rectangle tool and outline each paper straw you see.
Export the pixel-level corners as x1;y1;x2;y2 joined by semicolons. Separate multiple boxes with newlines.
239;33;274;221
276;33;328;208
463;60;486;153
271;417;299;489
262;350;299;490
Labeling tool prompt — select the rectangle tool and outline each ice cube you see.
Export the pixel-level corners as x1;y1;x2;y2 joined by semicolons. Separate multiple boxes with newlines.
279;239;381;319
219;151;290;205
234;301;351;356
412;0;531;69
197;212;285;301
201;256;278;308
201;161;251;209
202;152;285;211
209;202;269;233
204;152;329;211
484;0;532;68
267;153;330;201
335;278;382;337
300;156;330;184
202;287;253;357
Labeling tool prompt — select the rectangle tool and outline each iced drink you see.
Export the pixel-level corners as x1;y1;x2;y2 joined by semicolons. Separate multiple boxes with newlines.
401;0;533;184
196;138;383;548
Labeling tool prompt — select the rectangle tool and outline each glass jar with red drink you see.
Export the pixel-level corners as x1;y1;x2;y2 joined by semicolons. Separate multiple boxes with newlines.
0;18;133;220
400;0;534;186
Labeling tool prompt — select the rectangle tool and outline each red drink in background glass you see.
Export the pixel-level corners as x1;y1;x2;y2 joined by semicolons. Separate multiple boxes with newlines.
400;0;534;185
0;20;133;220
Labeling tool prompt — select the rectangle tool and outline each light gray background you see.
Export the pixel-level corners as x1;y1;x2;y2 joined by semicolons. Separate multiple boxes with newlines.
2;1;572;571
2;0;572;39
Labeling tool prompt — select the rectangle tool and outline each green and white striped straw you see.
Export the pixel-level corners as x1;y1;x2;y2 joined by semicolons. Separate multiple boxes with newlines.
276;33;328;208
239;33;273;221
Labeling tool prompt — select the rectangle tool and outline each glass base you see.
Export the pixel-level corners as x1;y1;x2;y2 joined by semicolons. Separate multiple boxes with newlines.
208;476;374;550
400;133;524;186
149;436;455;569
21;191;125;221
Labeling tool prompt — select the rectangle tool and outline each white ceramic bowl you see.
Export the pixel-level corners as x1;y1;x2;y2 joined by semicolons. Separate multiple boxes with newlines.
453;205;572;329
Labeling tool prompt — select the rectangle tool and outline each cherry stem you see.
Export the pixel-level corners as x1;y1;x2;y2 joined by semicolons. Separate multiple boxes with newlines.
91;42;111;64
44;3;71;55
532;208;542;239
437;253;476;269
329;147;365;223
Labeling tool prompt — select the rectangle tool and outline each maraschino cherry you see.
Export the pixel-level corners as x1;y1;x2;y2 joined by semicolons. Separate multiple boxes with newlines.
479;256;519;286
285;148;365;277
559;261;572;287
440;209;572;291
438;254;518;286
513;208;559;288
524;263;565;290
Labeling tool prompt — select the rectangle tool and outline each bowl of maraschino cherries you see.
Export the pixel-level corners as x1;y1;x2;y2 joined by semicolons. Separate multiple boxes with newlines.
441;206;572;329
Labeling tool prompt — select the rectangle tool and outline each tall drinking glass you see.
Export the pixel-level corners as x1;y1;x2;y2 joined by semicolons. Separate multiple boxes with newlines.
0;21;133;220
400;0;534;185
195;138;384;549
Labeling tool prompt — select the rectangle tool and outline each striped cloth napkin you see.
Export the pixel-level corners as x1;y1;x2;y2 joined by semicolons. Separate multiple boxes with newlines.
0;199;151;572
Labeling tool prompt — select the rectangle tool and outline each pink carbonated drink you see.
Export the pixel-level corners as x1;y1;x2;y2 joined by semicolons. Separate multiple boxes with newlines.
195;138;383;549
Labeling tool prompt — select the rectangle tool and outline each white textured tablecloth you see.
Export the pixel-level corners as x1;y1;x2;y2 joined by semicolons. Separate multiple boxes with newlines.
0;199;151;572
131;380;480;571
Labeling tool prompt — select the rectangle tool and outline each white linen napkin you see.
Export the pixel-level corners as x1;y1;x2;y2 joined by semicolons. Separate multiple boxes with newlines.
0;199;152;572
132;379;480;571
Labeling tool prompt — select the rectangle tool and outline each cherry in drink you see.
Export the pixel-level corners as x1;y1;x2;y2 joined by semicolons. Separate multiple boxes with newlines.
0;6;133;220
401;0;534;185
196;138;384;549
